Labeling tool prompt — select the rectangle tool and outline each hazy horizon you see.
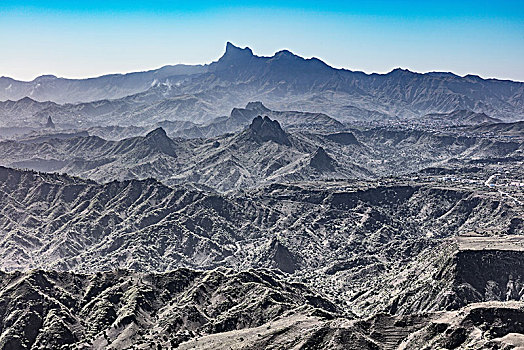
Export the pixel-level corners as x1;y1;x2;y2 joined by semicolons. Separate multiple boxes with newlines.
1;0;523;81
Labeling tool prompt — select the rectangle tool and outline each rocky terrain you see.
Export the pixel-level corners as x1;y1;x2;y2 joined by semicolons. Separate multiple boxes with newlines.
1;42;524;349
0;102;342;141
0;114;521;192
0;268;344;349
0;165;523;348
0;165;522;295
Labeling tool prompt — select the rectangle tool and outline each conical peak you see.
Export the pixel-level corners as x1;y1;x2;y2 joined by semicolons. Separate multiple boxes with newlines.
144;127;177;157
45;116;55;129
248;116;291;146
310;146;336;171
145;127;168;139
19;96;37;103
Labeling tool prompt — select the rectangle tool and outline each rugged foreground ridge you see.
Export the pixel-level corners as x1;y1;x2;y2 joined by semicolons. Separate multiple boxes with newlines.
0;268;341;349
2;268;524;349
0;166;521;275
0;166;523;348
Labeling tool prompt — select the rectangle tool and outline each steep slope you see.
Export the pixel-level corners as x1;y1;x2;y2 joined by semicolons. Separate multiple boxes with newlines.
402;302;524;349
0;97;58;127
381;236;524;316
0;167;522;299
0;127;181;179
167;117;368;191
1;267;522;349
0;167;523;347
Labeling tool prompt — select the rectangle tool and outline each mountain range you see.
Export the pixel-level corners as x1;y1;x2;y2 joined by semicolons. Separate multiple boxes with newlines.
0;115;521;192
1;42;523;130
1;42;524;349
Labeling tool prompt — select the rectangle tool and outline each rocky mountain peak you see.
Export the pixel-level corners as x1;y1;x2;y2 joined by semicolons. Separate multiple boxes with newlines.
145;127;168;139
247;116;291;146
45;116;55;129
34;74;58;82
219;42;254;62
309;146;336;171
268;239;299;273
144;127;177;157
245;101;269;112
274;49;298;59
18;96;37;104
390;67;415;75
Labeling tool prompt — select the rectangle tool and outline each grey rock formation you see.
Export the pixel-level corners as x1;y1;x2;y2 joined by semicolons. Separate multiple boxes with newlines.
245;116;291;146
309;146;336;172
0;268;341;349
44;115;55;129
0;114;521;192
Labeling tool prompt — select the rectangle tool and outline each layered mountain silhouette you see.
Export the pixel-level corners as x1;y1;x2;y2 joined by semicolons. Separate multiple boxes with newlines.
1;41;524;349
1;43;523;129
0;115;521;191
175;102;345;138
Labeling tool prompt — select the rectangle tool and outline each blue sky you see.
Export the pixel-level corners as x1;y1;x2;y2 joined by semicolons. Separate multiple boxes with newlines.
1;1;523;81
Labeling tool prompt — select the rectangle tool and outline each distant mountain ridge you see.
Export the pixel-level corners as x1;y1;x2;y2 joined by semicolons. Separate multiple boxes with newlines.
0;65;206;104
423;109;503;126
0;115;521;192
1;42;523;126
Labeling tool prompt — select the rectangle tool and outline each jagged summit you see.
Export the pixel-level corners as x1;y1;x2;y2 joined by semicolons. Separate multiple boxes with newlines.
309;146;336;171
207;42;261;76
0;43;523;124
245;101;269;112
216;42;255;65
389;67;416;75
225;42;253;56
246;116;291;146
